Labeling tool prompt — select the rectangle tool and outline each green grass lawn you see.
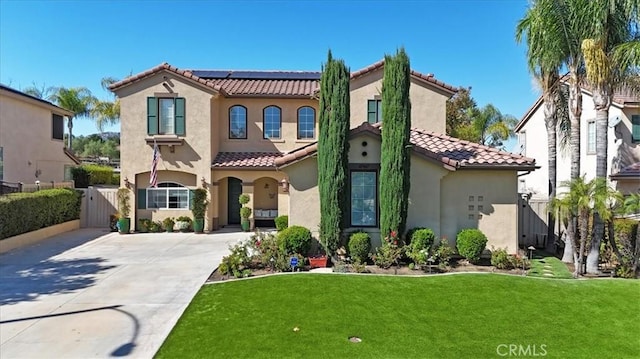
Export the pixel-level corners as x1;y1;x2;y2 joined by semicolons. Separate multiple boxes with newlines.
528;252;574;279
156;274;639;359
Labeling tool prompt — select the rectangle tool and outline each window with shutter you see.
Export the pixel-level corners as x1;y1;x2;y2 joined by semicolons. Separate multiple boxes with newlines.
367;100;382;124
147;97;185;136
632;115;640;142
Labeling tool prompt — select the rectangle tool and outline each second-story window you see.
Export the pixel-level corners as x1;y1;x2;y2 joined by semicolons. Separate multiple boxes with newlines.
297;106;315;139
52;114;64;140
147;97;185;136
367;99;382;124
263;106;281;139
229;105;247;139
587;120;596;154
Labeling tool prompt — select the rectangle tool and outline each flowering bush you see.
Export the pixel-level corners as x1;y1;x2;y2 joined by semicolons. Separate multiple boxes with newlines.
371;230;404;269
434;238;455;269
406;228;436;267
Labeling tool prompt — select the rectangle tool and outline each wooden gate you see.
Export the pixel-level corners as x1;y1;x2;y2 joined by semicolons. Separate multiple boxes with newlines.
518;197;550;248
79;187;118;228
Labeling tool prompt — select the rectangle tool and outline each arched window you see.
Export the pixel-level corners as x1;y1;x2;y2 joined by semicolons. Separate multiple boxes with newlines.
297;106;315;139
146;182;190;209
263;106;281;139
229;105;247;139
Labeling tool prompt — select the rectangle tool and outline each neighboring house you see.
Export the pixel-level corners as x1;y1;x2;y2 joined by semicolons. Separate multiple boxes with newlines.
0;84;80;184
110;61;536;253
515;86;640;199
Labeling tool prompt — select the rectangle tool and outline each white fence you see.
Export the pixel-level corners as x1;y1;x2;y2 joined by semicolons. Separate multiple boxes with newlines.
518;197;551;248
78;187;118;228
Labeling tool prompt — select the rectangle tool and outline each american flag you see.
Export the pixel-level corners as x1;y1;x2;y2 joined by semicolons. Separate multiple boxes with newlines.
150;141;160;188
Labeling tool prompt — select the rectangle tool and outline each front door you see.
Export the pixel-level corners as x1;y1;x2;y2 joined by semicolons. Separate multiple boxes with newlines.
228;177;242;224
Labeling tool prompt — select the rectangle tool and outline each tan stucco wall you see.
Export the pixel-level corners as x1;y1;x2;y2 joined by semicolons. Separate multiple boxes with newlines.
440;170;519;253
406;156;449;235
135;171;198;229
115;72;215;230
215;97;318;154
0;220;80;254
349;68;449;133
284;158;321;236
0;93;75;183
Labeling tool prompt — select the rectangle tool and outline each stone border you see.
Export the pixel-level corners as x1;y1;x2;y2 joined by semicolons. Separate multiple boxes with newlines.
0;220;80;254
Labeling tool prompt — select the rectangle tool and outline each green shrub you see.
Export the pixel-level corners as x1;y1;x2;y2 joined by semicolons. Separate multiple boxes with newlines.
139;218;152;232
0;188;82;239
613;219;639;278
175;216;192;231
248;230;299;271
71;166;90;188
112;174;121;186
406;228;436;266
278;225;312;255
240;207;252;219
491;247;512;269
371;231;404;269
191;188;209;219
434;239;455;268
456;229;488;264
82;164;114;185
275;215;289;232
219;242;252;278
348;232;371;263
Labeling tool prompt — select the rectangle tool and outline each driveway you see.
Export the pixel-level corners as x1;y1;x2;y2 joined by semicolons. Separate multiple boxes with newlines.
0;228;249;358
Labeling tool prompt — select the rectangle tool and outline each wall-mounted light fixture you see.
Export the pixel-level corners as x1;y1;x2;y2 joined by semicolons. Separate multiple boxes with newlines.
124;177;132;189
201;177;208;188
280;178;289;193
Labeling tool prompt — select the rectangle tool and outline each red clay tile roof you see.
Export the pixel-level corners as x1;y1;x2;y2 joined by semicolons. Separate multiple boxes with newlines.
350;60;458;95
275;122;536;170
109;63;224;93
212;152;283;169
110;61;457;98
610;162;640;179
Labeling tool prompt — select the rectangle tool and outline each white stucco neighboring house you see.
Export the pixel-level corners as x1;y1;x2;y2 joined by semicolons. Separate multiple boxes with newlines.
515;85;640;199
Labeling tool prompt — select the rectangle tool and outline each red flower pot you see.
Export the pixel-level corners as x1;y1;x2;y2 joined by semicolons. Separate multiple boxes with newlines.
308;256;329;268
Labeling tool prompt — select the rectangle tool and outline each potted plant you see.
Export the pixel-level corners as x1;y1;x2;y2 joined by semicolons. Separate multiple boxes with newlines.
163;217;175;232
117;188;131;234
138;218;152;233
308;236;329;268
239;194;251;232
191;188;209;233
175;216;192;232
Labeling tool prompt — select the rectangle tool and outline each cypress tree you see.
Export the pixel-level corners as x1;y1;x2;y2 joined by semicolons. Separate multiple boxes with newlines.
380;48;412;239
318;51;351;255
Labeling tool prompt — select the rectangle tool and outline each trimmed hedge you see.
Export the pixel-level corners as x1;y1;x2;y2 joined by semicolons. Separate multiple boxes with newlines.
278;225;312;255
0;188;82;240
348;231;371;263
71;165;114;188
456;229;488;264
275;215;289;232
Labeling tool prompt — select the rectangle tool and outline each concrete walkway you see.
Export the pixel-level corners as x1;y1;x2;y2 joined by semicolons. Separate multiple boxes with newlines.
0;228;250;358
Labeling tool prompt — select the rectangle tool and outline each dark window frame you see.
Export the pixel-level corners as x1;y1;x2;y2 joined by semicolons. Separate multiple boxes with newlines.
367;99;382;124
229;105;248;139
632;114;640;143
348;164;380;228
297;106;316;140
52;113;64;140
263;105;282;139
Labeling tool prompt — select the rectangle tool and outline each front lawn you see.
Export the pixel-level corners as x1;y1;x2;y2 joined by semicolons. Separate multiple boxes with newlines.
156;274;639;359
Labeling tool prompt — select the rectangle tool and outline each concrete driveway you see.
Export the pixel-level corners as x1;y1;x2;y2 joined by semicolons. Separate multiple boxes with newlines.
0;228;250;358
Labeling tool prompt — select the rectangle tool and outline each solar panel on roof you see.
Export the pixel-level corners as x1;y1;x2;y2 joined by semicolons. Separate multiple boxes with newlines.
191;70;232;79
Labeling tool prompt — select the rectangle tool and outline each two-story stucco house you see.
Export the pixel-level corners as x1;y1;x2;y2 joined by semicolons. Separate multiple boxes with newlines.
110;60;536;253
0;84;80;184
515;86;640;199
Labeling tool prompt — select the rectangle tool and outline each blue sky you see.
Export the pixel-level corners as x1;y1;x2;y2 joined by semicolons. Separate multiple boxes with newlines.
0;0;538;149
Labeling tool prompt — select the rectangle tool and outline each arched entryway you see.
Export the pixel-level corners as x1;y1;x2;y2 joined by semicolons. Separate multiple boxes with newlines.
227;177;242;225
253;177;279;227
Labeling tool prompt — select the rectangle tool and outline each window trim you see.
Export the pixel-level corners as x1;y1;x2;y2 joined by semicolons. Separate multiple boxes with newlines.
52;113;64;141
367;99;382;124
147;96;185;136
348;167;379;228
145;182;190;210
263;105;282;140
158;98;176;135
587;120;596;154
297;106;316;140
632;114;640;143
229;105;248;139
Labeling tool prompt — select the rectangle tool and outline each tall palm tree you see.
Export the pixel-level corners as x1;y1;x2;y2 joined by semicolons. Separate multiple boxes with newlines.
581;0;639;273
91;77;121;133
49;87;95;149
516;1;567;258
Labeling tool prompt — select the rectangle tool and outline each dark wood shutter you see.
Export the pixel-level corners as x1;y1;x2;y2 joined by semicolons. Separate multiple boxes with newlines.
52;114;64;140
137;189;147;209
147;97;158;135
175;97;185;136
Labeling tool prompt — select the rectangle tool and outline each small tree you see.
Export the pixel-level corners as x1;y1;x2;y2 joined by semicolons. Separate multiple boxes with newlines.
117;188;130;218
380;48;412;238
